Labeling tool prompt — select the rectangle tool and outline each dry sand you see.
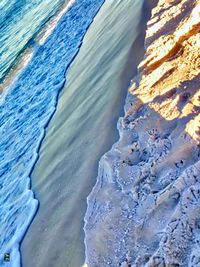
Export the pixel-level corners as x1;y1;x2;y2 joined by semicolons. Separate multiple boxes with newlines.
84;0;200;266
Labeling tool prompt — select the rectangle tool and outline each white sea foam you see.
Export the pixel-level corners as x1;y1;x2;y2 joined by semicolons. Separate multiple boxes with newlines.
0;0;105;265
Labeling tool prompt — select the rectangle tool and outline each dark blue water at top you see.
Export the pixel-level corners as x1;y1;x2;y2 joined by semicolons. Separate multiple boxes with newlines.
0;0;68;81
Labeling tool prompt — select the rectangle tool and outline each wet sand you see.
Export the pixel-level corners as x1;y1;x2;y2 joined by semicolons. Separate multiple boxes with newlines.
21;1;157;266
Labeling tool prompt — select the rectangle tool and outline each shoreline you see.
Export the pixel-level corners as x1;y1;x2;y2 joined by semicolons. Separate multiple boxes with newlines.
0;1;105;266
19;1;157;266
83;0;158;263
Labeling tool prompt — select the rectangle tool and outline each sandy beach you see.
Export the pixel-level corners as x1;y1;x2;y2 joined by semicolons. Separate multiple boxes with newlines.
1;0;198;266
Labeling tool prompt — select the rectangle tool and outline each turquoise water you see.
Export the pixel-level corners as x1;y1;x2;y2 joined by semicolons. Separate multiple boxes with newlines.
0;1;104;266
0;0;67;81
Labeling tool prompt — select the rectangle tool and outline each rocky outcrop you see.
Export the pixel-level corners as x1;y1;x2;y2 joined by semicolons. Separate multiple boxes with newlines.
84;0;200;266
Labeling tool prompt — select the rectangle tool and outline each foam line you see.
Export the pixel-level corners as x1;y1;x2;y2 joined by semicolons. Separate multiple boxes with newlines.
0;0;105;266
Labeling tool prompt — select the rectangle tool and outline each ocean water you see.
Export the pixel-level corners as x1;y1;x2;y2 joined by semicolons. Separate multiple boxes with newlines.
20;0;154;266
0;1;105;266
0;0;69;82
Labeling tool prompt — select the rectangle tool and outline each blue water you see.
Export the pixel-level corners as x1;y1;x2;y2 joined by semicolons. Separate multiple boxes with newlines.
0;0;69;82
0;0;104;265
